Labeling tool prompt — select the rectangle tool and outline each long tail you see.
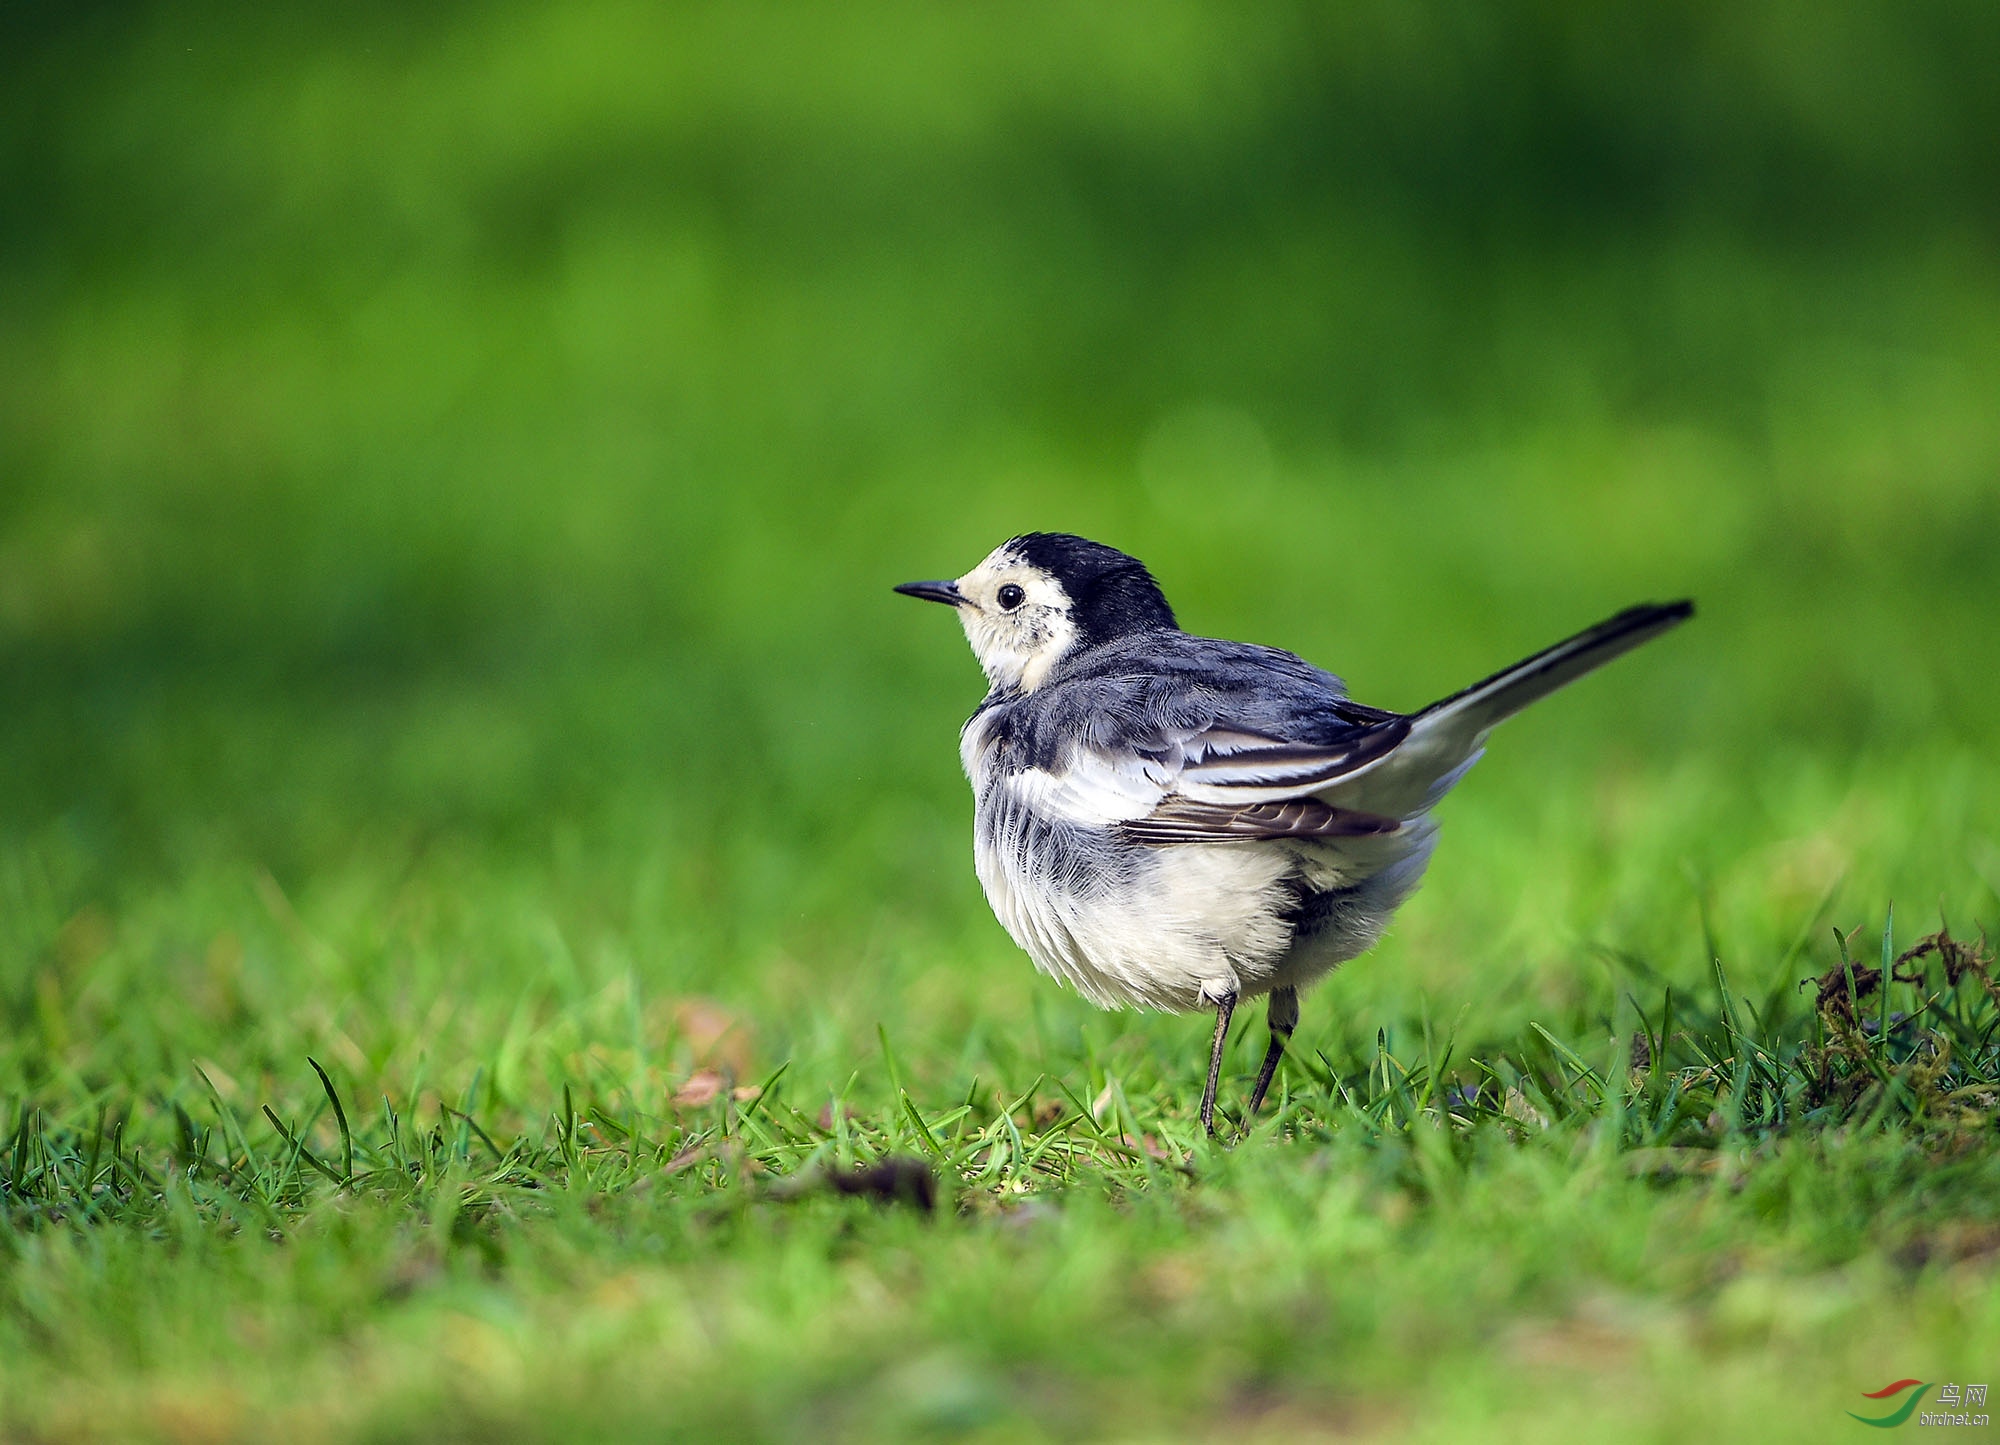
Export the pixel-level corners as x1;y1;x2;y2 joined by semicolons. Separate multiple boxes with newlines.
1324;600;1693;816
1413;600;1693;739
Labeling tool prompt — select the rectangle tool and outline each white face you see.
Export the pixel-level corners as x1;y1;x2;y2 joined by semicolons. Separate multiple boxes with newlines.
952;543;1079;694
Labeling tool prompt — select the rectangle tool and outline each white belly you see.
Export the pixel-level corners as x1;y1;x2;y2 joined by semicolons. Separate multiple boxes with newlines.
975;829;1303;1011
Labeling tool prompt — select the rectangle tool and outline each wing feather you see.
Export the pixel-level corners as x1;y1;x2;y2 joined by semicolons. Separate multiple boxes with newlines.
1171;715;1411;803
1119;796;1402;846
979;641;1417;841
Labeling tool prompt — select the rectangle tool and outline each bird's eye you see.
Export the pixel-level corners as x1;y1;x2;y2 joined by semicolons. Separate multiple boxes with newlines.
996;583;1026;611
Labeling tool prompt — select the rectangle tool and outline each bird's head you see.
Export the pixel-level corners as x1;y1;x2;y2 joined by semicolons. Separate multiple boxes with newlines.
895;533;1178;694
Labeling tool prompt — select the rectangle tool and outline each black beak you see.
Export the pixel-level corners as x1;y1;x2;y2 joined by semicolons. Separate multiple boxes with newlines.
894;580;965;606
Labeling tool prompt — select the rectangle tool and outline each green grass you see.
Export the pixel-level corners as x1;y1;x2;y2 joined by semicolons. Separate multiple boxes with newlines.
6;2;2000;1439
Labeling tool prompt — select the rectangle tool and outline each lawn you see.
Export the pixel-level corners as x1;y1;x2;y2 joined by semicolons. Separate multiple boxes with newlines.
4;4;2000;1440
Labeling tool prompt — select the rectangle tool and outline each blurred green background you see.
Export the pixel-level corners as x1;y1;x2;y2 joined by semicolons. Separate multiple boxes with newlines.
5;0;2000;1096
6;1;2000;1084
5;3;2000;1439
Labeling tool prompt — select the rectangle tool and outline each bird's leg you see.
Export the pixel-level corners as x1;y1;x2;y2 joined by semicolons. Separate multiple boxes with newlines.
1199;990;1237;1136
1245;985;1299;1121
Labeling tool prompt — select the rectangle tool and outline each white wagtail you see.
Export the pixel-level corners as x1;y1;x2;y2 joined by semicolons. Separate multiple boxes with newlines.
897;534;1691;1135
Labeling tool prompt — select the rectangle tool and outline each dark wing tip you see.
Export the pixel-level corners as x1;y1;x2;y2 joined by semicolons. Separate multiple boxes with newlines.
1120;797;1404;845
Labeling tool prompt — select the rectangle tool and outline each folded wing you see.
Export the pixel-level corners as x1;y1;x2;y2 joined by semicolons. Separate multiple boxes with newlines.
1119;794;1402;844
1061;714;1415;844
1097;600;1690;844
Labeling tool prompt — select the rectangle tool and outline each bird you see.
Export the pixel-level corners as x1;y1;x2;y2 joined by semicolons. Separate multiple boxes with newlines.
896;533;1691;1136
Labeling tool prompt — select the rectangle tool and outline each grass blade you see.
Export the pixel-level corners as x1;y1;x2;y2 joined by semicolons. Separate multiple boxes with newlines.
307;1057;354;1185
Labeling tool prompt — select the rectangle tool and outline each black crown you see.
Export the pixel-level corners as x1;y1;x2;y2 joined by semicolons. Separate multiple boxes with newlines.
1009;533;1178;647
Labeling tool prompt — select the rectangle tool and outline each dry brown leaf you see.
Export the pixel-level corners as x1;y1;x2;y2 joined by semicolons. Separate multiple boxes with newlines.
668;997;755;1075
672;1069;726;1108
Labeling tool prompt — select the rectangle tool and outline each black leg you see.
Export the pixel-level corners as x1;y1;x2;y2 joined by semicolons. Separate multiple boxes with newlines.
1199;991;1237;1136
1245;986;1299;1121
